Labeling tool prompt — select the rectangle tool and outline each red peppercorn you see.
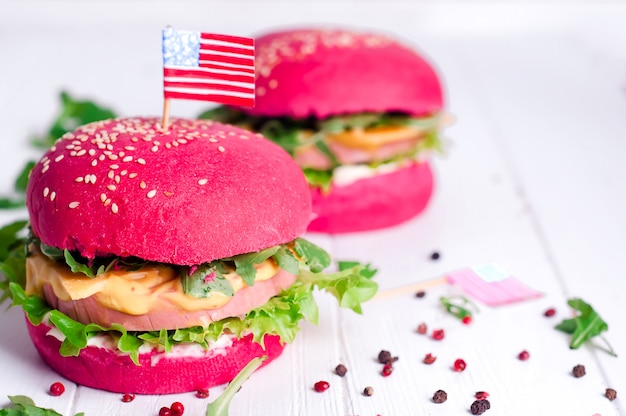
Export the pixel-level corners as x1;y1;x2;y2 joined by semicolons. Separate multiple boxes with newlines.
381;363;393;377
49;382;65;396
314;381;330;392
432;329;445;340
475;391;490;400
518;350;530;361
159;407;172;416
423;353;437;364
417;323;428;334
462;315;473;325
453;359;467;372
121;393;135;402
195;389;209;398
544;307;556;317
170;402;184;416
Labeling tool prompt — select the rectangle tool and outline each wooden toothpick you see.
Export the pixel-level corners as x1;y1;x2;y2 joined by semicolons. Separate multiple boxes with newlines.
373;276;449;300
161;98;171;130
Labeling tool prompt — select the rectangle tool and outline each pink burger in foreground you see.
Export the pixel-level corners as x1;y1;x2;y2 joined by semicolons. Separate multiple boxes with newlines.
200;28;447;233
3;117;377;394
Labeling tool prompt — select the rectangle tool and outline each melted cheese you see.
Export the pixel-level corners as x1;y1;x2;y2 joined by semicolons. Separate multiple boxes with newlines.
26;251;279;315
327;126;421;150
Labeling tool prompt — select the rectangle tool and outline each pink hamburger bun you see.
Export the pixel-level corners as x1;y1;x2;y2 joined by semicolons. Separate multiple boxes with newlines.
242;28;444;233
27;118;310;263
22;117;312;394
249;28;443;119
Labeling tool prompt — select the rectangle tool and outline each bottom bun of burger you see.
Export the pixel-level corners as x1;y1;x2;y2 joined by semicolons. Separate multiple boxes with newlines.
25;317;284;394
308;161;434;233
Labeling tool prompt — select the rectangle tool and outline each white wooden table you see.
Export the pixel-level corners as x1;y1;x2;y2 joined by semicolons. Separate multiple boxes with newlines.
1;1;626;415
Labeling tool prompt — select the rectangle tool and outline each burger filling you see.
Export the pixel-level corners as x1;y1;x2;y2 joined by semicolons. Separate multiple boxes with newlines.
199;106;445;191
1;222;378;364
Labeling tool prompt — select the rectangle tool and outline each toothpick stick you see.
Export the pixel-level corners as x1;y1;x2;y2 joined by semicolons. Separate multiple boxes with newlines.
161;98;171;130
373;276;449;300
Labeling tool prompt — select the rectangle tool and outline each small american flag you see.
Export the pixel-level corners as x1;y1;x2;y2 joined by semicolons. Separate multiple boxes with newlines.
162;28;255;107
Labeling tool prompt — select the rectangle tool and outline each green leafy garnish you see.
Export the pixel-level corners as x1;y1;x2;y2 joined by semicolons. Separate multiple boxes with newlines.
337;261;378;279
226;246;280;286
31;91;116;149
293;238;331;273
63;250;116;278
206;357;266;416
181;263;234;298
0;221;29;304
0;395;84;416
555;298;616;357
439;295;478;321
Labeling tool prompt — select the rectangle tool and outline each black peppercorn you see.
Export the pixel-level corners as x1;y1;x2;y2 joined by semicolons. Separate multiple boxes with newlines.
606;388;617;401
432;389;447;403
377;350;398;364
430;251;441;260
363;386;374;396
572;364;586;378
335;364;347;377
470;399;490;415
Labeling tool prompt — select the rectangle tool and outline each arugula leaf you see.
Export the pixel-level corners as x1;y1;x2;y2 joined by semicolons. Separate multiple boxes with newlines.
14;161;36;194
293;238;331;273
0;161;36;210
0;395;84;416
181;263;235;298
63;250;116;278
555;298;616;356
302;168;334;193
31;91;116;149
206;357;266;416
439;295;478;321
226;246;279;286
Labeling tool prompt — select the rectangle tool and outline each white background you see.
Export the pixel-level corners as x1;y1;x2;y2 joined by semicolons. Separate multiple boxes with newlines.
1;1;626;415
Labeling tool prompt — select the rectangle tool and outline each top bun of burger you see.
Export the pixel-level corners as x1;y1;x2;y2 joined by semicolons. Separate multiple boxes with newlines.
199;28;446;234
14;116;377;394
248;28;443;119
27;117;310;264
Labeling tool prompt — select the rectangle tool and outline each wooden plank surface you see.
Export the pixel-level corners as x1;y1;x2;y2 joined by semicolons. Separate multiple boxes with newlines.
1;2;625;415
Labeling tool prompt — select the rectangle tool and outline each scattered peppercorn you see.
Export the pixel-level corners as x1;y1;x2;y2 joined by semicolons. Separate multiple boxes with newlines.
417;323;428;334
49;382;65;397
605;388;617;401
423;353;437;364
544;307;556;317
572;364;586;378
381;363;394;377
430;251;441;260
121;393;135;403
470;399;491;415
170;402;185;416
453;358;467;372
195;389;209;398
363;386;374;397
377;350;398;365
432;329;445;341
314;381;330;392
335;364;348;377
159;407;172;416
432;390;447;403
415;290;426;298
518;350;530;361
462;315;473;325
475;391;489;400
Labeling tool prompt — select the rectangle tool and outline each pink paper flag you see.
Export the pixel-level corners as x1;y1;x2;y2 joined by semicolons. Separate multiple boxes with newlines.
446;263;542;306
162;28;255;107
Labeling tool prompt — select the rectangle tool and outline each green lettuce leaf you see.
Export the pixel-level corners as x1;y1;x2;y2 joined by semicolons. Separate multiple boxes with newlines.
226;246;279;286
0;395;84;416
206;357;266;416
0;221;29;304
